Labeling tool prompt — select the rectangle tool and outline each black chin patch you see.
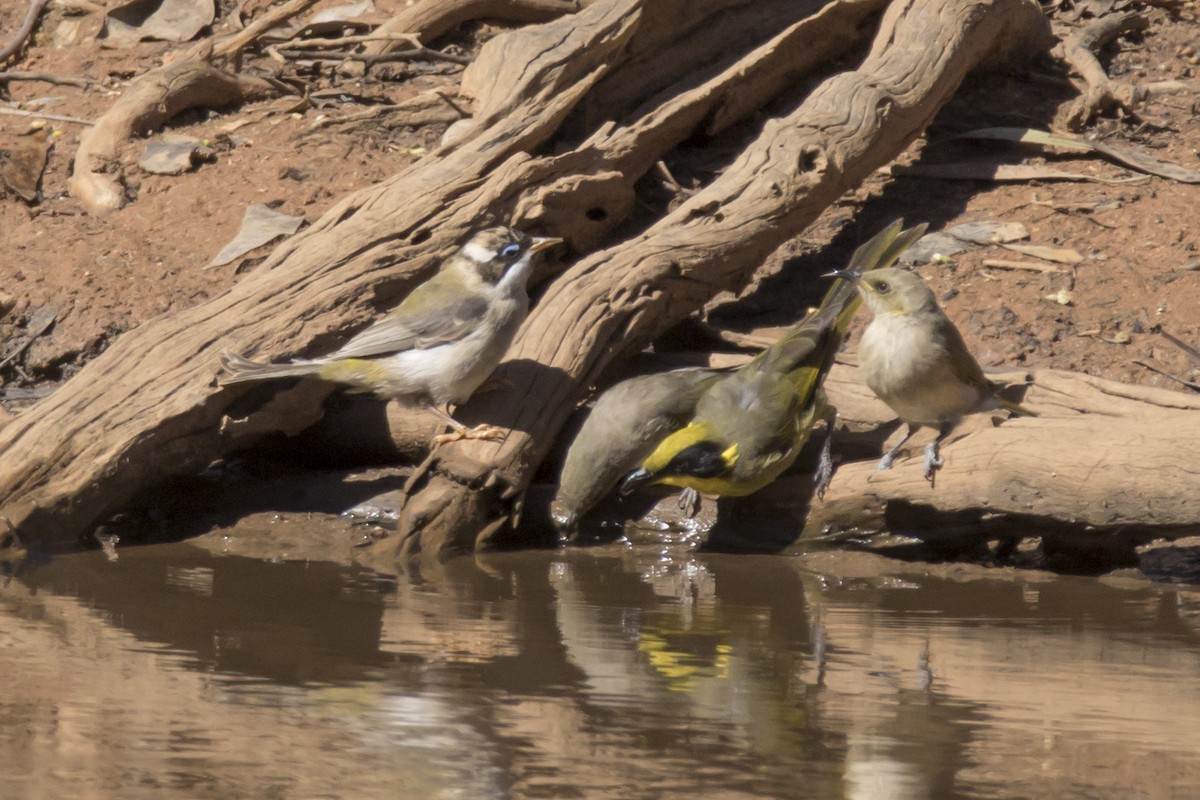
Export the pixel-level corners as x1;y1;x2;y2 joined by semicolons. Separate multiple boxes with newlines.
665;441;728;478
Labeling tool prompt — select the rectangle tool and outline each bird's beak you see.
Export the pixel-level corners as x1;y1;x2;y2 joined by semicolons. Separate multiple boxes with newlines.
618;467;653;496
529;236;564;254
822;268;862;282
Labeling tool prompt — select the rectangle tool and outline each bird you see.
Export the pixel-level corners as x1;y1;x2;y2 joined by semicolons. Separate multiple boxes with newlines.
617;219;928;501
828;265;1035;481
550;366;730;534
221;226;561;445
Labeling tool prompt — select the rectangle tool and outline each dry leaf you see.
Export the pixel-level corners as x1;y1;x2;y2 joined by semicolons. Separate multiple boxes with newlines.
889;161;1147;185
1000;244;1084;264
954;128;1200;184
206;204;304;268
102;0;216;43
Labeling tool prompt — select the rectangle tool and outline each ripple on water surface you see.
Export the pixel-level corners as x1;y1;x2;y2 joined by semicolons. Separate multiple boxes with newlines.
1;542;1199;799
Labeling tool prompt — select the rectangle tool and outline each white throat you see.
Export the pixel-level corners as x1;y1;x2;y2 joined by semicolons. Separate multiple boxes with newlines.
495;253;534;295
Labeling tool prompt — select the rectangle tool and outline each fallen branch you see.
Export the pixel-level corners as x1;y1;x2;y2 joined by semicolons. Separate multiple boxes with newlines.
281;46;472;66
0;0;50;64
1062;11;1150;131
0;70;93;88
67;0;320;213
0;105;93;125
793;365;1200;538
69;60;278;212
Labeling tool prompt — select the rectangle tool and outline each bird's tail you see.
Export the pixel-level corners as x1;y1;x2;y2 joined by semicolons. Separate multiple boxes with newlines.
761;218;928;379
219;352;325;385
998;396;1037;417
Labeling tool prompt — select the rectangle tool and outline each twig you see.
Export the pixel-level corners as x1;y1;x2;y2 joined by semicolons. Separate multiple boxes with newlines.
0;0;50;64
1133;360;1200;392
1062;11;1150;130
279;46;471;66
213;0;321;60
0;105;93;125
981;258;1064;273
276;32;423;50
1159;330;1200;367
0;70;92;88
50;0;107;13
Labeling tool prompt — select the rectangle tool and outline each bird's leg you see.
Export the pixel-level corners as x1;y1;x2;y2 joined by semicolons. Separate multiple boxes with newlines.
922;423;951;484
877;424;920;471
677;488;701;518
426;404;507;446
814;406;839;500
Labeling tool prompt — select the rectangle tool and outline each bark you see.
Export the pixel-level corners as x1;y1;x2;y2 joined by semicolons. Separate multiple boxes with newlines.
0;0;1051;553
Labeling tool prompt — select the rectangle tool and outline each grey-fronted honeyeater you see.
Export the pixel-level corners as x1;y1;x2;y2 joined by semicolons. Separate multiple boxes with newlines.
829;265;1035;481
618;219;928;499
550;366;730;533
221;226;561;444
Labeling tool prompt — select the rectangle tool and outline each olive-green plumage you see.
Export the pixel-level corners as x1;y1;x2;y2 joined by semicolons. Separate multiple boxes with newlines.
550;366;729;532
220;226;560;442
842;265;1035;479
619;219;928;499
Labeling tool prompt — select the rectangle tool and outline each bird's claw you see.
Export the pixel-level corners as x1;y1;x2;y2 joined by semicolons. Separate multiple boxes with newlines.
922;441;943;484
431;424;508;447
876;452;896;472
814;437;835;500
677;488;701;519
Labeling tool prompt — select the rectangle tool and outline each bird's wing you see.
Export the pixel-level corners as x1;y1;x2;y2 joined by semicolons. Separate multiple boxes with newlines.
941;318;1002;392
330;279;490;359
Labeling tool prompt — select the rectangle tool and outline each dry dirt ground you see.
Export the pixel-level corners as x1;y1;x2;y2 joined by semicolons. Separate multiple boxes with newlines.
0;2;1198;549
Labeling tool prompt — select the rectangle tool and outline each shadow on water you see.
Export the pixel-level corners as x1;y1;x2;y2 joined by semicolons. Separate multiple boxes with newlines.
3;539;1200;799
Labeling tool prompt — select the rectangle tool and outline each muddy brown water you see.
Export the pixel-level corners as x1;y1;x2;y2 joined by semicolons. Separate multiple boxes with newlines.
2;542;1199;799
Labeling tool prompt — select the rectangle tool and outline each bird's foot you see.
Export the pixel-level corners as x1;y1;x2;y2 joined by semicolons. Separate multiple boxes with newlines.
814;440;835;501
431;424;508;447
922;441;943;484
677;488;701;519
876;452;896;472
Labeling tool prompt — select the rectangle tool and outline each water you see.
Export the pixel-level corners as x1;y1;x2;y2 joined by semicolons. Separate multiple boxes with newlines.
2;542;1198;799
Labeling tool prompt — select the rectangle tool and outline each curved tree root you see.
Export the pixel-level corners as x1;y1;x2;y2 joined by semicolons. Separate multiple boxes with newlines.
69;0;321;213
1061;11;1150;131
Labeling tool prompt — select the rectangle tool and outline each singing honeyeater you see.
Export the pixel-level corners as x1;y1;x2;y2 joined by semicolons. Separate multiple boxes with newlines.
831;265;1035;480
618;219;928;500
550;366;730;533
221;226;561;443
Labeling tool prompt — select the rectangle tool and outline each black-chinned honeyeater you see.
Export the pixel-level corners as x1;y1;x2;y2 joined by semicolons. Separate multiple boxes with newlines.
221;226;561;444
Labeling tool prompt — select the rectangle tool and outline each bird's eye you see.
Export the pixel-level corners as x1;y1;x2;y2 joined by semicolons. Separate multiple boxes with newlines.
874;280;890;293
499;242;522;260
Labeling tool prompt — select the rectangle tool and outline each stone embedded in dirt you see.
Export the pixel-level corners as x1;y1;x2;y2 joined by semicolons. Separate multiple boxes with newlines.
0;134;53;203
139;135;213;175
